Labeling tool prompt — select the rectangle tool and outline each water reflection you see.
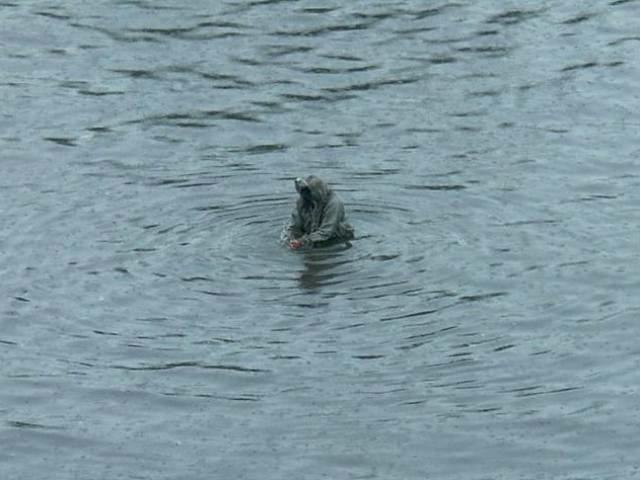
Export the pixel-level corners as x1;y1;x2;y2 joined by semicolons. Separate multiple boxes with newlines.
297;243;353;291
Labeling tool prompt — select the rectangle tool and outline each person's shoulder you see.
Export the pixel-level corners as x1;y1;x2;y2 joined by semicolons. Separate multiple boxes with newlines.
325;191;344;208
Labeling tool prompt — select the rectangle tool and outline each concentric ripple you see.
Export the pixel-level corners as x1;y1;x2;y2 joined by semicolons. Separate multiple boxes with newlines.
2;0;640;479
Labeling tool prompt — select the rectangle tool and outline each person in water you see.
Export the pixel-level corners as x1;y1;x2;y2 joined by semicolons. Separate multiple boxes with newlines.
287;175;355;249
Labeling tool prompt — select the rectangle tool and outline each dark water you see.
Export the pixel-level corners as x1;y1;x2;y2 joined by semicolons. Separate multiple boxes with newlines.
2;1;640;478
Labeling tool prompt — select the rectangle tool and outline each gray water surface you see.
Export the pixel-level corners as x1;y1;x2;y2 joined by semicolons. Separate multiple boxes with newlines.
1;1;640;479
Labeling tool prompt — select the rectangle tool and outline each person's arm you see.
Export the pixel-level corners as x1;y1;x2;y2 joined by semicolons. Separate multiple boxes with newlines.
287;207;304;241
305;199;343;243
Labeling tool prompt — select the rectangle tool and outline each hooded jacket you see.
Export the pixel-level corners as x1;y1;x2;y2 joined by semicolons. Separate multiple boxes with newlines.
288;175;354;245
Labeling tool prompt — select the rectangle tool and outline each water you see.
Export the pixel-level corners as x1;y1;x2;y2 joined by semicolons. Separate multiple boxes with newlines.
1;1;639;478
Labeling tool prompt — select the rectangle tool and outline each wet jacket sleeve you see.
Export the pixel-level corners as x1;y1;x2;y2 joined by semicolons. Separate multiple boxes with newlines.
305;197;344;243
287;208;304;239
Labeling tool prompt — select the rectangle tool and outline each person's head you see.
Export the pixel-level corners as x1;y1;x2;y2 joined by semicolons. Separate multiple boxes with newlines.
295;175;331;206
295;177;313;204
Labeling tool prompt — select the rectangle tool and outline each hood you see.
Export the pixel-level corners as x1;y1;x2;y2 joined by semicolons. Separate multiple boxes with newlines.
295;175;332;205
